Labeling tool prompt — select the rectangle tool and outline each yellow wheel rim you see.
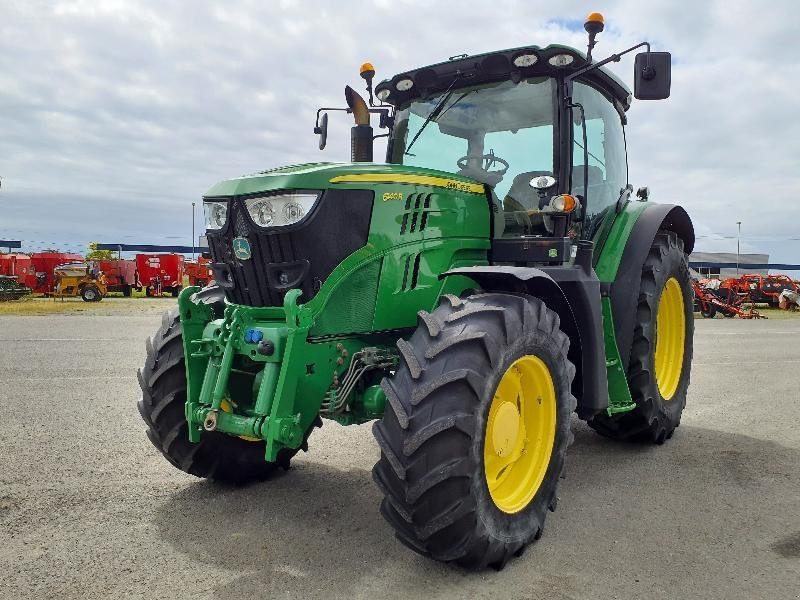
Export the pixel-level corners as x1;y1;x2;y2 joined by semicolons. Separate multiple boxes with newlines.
483;356;557;514
654;277;686;400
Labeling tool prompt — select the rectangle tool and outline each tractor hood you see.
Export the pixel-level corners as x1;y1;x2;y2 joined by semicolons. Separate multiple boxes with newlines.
203;162;484;198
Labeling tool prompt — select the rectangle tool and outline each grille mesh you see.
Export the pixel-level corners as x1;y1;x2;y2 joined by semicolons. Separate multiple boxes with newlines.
310;259;381;336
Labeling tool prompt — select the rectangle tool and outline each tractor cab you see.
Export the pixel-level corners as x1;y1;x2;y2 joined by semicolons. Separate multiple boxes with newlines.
379;38;669;265
317;14;670;265
385;64;626;247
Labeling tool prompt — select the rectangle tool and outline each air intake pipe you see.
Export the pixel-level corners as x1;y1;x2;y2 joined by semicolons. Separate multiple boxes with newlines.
345;85;373;162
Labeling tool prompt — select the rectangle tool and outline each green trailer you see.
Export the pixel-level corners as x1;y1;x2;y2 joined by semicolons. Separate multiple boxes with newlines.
138;13;693;569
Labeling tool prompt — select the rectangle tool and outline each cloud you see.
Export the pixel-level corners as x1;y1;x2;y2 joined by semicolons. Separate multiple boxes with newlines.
0;0;797;262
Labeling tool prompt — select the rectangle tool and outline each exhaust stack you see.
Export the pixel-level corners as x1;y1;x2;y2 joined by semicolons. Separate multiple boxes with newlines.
345;85;373;162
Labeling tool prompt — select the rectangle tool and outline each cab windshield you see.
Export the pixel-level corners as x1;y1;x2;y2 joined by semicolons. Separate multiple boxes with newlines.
391;78;556;211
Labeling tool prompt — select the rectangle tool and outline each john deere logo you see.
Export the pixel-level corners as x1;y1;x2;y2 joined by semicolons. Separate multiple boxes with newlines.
232;237;251;260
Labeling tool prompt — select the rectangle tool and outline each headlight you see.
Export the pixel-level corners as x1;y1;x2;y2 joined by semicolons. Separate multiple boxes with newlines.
204;201;228;230
248;199;275;226
244;193;319;228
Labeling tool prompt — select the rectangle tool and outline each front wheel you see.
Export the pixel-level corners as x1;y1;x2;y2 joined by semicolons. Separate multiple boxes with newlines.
137;309;314;484
372;293;576;570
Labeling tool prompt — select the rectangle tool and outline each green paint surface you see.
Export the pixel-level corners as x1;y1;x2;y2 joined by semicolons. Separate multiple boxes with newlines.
593;200;651;282
600;297;635;415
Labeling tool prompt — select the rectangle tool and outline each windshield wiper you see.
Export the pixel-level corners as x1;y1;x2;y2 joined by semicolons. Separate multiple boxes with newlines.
404;75;463;156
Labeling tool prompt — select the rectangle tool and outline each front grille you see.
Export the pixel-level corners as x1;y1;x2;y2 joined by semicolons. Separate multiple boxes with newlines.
207;189;374;307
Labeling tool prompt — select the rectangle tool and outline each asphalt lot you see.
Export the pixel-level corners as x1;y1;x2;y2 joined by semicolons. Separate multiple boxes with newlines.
1;306;799;600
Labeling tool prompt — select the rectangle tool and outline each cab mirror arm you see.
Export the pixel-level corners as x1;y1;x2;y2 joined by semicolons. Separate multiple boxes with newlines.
564;41;671;101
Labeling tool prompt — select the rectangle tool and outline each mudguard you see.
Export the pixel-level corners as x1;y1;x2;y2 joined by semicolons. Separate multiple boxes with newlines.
602;204;694;371
440;262;609;418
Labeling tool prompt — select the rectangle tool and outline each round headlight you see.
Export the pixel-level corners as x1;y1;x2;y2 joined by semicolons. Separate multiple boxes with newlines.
376;88;391;101
283;202;305;224
204;201;228;230
252;200;274;226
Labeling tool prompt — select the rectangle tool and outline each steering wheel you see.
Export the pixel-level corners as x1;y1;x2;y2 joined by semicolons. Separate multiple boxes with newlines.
457;151;509;178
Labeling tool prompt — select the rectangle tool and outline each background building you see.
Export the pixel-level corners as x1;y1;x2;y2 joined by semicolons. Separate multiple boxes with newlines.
689;252;770;278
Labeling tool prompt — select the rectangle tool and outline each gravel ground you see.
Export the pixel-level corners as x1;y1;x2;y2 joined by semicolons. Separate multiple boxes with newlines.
1;310;799;600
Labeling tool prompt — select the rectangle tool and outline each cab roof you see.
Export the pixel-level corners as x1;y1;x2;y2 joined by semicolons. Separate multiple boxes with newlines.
376;44;632;111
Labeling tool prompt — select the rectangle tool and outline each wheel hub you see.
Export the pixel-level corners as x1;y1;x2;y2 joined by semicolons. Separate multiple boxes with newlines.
491;402;521;457
654;277;686;400
484;356;557;514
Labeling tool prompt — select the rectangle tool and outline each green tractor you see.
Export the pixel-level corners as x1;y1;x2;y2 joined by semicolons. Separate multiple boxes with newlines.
138;13;693;569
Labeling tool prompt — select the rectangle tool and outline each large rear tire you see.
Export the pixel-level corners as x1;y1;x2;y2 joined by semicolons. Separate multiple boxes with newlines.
137;308;314;484
589;231;693;443
372;293;576;570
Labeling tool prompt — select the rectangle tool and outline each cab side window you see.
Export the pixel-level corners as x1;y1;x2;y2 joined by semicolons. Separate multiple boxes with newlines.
571;82;628;240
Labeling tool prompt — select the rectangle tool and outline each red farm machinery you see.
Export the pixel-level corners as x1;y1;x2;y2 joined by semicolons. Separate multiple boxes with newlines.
0;253;36;288
184;256;213;288
30;251;84;294
720;274;798;307
692;279;765;319
0;253;33;301
135;253;185;297
97;258;140;296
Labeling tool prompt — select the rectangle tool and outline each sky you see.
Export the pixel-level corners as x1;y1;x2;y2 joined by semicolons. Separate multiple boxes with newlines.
1;0;798;264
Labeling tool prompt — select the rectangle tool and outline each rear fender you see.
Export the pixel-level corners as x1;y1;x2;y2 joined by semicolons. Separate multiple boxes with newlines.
440;265;609;418
598;204;694;370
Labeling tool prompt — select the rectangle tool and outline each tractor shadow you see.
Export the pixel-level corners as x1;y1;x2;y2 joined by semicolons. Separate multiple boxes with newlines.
153;421;800;600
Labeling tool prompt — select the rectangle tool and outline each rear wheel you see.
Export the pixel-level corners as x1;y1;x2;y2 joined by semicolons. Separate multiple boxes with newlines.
137;308;315;484
372;293;576;569
589;231;693;443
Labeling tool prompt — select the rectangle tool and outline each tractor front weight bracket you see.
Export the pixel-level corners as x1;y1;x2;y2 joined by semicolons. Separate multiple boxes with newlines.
180;287;321;462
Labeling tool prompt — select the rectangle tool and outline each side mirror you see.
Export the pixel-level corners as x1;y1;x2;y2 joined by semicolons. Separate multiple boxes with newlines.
633;51;671;100
314;112;328;150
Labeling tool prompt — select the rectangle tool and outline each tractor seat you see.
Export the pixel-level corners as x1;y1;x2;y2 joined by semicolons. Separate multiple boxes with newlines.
570;165;604;198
